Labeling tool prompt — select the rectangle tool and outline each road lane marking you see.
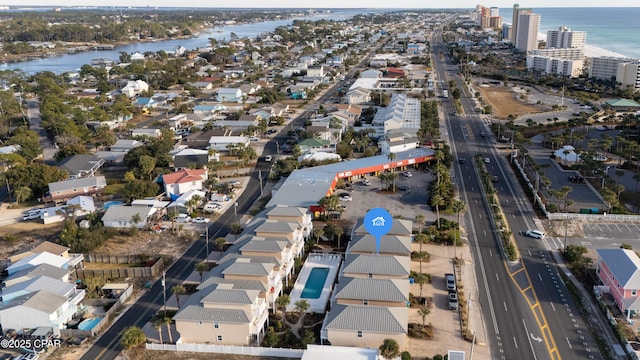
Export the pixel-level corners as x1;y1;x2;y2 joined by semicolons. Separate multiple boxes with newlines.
538;273;543;281
496;273;500;281
566;337;572;349
513;337;519;349
504;302;508;311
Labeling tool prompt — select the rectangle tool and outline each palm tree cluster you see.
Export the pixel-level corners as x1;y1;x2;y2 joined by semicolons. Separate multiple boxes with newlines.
428;150;456;227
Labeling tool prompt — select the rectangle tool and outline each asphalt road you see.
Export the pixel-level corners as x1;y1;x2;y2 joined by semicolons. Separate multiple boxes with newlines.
431;32;603;360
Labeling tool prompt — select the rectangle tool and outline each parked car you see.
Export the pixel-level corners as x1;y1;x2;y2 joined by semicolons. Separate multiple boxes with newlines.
525;229;545;239
338;193;352;202
569;175;584;183
193;217;210;224
445;273;456;291
174;214;191;223
361;179;371;186
264;155;272;162
249;136;259;141
401;171;413;177
22;212;41;221
448;290;459;310
203;202;223;213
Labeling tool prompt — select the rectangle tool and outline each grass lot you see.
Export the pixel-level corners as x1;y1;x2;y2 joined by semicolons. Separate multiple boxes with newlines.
476;85;540;119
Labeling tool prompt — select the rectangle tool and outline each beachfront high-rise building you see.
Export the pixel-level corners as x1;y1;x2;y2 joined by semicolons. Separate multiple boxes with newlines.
490;6;499;17
515;12;540;52
476;4;502;30
589;56;638;81
510;4;532;42
616;61;640;91
546;26;586;49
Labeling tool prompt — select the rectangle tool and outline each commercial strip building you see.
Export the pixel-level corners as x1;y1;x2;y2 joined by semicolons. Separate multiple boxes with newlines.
266;147;436;209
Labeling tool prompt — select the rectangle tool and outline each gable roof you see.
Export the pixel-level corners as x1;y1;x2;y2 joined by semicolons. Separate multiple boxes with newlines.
162;169;207;185
348;234;411;255
4;263;69;285
322;304;407;334
0;290;67;314
57;154;103;175
48;176;107;193
240;239;288;253
341;254;410;277
173;306;250;323
197;276;268;292
201;288;260;305
9;241;69;263
101;205;155;223
2;275;75;300
265;205;308;218
255;220;299;234
605;99;640;108
333;278;409;302
6;251;69;275
221;259;275;277
352;218;412;236
597;248;640;289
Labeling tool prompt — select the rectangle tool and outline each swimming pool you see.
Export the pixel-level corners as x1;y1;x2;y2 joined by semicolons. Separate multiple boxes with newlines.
103;201;124;210
301;267;329;299
78;317;103;331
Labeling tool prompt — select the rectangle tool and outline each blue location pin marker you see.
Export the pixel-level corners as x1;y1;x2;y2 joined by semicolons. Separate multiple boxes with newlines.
364;208;393;254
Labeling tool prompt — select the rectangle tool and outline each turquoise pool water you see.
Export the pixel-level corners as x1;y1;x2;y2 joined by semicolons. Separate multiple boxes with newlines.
301;267;329;299
103;201;124;210
78;317;103;331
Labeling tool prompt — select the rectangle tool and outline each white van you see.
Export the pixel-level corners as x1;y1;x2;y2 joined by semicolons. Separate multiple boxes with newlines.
174;214;191;223
203;202;223;213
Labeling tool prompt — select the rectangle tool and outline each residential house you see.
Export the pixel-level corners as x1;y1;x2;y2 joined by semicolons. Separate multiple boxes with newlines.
173;283;269;345
135;97;157;110
162;169;208;196
0;145;20;155
298;138;331;153
120;79;149;98
340;254;410;280
307;66;324;78
173;148;216;170
41;195;96;224
596;248;640;319
346;234;411;257
0;275;84;306
379;130;420;156
320;304;407;348
57;154;105;180
102;204;157;229
360;69;383;78
182;129;232;149
332;278;409;307
207;135;250;152
264;204;313;238
0;290;81;336
9;241;70;263
166;189;207;215
335;104;362;123
45;176;107;203
217;88;243;103
168;114;192;131
6;251;80;276
131;128;162;138
3;264;70;288
386;67;405;78
352;218;412;237
110;139;143;152
346;88;371;105
254;220;305;258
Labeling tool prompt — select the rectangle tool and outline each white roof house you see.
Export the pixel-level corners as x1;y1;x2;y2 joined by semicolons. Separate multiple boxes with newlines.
0;275;76;304
6;251;71;276
0;290;78;336
207;135;250;152
216;88;243;103
102;205;157;229
120;79;149;98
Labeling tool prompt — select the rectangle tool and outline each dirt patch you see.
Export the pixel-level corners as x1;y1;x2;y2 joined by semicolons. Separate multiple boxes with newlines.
475;85;541;119
0;222;64;258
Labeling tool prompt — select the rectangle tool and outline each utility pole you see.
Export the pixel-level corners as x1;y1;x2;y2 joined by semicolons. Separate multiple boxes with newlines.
564;215;568;249
162;271;167;317
205;226;209;262
234;202;238;222
258;170;263;196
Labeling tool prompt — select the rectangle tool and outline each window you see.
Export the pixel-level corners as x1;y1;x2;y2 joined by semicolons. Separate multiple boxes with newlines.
368;273;373;278
198;321;203;325
214;322;219;329
363;299;369;305
633;290;638;296
357;331;363;338
217;335;223;341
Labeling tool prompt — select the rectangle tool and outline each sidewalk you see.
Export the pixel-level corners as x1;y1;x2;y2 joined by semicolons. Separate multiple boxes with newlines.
550;249;627;359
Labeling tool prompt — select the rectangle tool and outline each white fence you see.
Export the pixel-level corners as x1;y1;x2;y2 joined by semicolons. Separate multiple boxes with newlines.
547;212;640;223
146;343;305;358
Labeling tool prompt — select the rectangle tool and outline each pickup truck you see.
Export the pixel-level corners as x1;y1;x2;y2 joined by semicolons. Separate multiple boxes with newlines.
445;273;456;291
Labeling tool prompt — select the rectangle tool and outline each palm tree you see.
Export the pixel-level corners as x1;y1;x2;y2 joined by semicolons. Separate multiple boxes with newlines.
379;338;400;360
195;262;208;283
414;214;425;234
418;308;431;327
163;317;173;343
387;152;397;192
313;227;324;243
413;248;429;274
452;199;466;258
154;319;164;344
334;226;344;249
13;185;32;204
214;237;226;251
294;299;310;319
276;294;290;320
431;194;445;229
172;284;186;308
414;272;427;299
121;326;145;349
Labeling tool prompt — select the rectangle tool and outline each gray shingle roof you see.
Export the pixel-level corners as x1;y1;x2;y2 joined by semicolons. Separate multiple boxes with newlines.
222;261;274;277
333;278;409;302
101;205;154;223
255;220;299;233
341;254;410;277
4;263;68;283
57;154;102;175
48;176;107;193
348;234;411;255
597;248;640;288
240;239;288;253
323;304;407;334
173;305;250;323
201;288;260;305
266;205;307;217
0;290;66;314
197;276;268;292
352;218;412;236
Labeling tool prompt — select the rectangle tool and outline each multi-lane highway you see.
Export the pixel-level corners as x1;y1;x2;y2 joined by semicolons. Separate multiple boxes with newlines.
431;31;603;360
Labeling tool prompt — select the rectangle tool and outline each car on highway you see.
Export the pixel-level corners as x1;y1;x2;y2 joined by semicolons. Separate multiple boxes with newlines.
361;179;371;186
480;132;486;137
193;217;210;224
525;229;545;239
458;158;465;164
484;158;491;163
401;171;413;177
448;290;459;310
445;273;456;291
338;193;352;201
492;175;499;182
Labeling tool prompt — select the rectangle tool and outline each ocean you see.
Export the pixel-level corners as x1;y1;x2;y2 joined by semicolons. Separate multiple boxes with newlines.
505;7;640;59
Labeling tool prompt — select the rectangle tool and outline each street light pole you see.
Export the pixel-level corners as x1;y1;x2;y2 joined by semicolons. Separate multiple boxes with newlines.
162;271;167;317
205;226;209;262
564;215;568;249
234;202;238;222
258;170;263;196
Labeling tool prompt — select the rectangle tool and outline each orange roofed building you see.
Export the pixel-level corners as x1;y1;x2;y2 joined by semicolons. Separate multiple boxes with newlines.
162;169;208;196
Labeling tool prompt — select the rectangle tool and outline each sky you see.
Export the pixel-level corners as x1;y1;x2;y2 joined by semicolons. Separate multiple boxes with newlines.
11;1;640;9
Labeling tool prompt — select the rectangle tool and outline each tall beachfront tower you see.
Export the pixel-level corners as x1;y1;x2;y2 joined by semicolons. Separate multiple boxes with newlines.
515;12;540;52
546;26;586;49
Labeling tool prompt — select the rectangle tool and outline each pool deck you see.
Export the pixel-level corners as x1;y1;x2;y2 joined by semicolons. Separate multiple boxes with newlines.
287;253;341;313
